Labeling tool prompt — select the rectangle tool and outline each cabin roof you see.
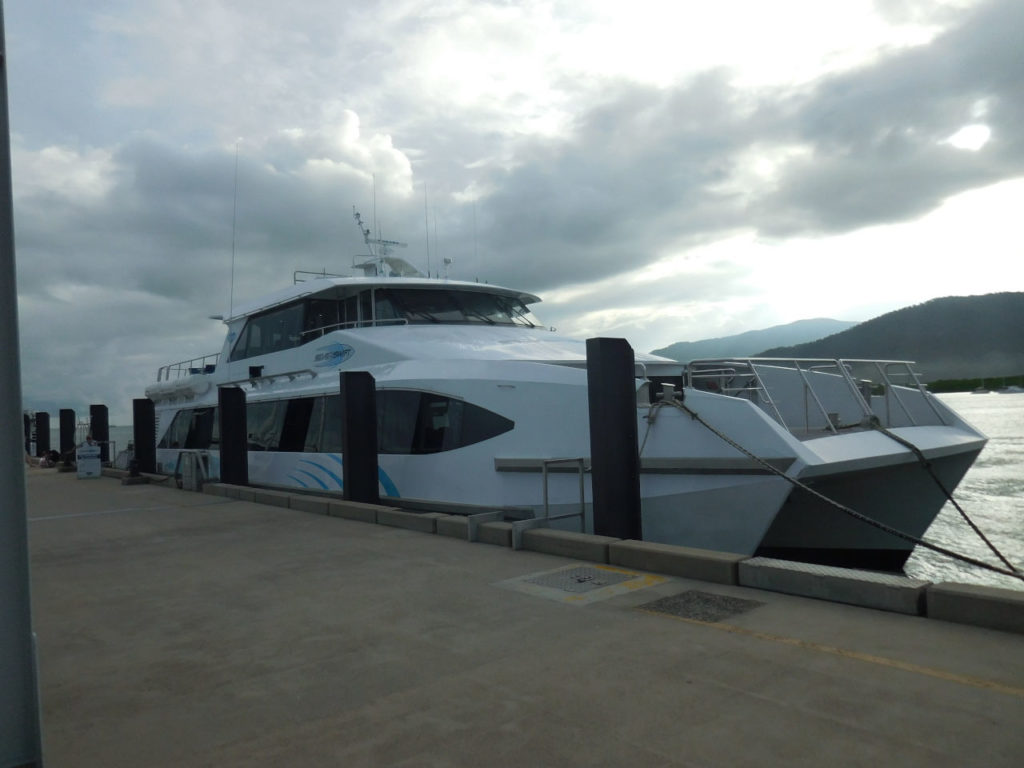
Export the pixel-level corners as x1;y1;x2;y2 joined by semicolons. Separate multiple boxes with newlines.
225;276;542;323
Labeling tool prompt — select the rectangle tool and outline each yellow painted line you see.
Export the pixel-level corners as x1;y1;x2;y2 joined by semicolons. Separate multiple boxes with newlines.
637;609;1024;698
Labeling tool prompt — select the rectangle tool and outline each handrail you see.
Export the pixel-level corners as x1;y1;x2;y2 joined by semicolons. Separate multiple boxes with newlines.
300;317;409;339
294;269;348;283
685;357;944;434
218;367;320;388
157;353;221;382
541;457;587;527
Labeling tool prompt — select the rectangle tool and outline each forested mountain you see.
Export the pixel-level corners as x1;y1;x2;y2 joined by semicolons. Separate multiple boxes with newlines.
651;318;858;361
757;293;1024;381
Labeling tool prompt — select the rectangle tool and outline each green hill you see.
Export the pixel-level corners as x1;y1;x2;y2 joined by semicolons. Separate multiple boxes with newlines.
757;292;1024;381
651;318;858;360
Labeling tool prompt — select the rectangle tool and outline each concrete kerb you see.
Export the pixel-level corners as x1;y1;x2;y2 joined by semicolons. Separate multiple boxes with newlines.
521;528;618;563
289;495;331;516
739;557;928;615
189;481;1024;635
327;499;384;524
436;515;469;539
376;508;447;534
610;539;744;585
926;582;1024;635
478;521;513;547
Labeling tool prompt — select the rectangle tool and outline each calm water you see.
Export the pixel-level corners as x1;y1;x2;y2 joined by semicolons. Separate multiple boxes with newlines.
44;397;1023;588
904;392;1024;590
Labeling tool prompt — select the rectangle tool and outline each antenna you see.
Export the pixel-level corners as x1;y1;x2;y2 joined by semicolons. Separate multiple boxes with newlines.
229;138;239;318
352;207;407;277
423;184;431;278
353;208;407;257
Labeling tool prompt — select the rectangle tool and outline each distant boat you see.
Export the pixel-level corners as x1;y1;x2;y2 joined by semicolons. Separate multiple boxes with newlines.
998;384;1024;394
971;386;991;394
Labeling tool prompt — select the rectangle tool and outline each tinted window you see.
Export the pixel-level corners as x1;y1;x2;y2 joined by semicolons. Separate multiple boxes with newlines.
160;391;513;456
279;398;315;451
230;302;305;361
377;390;513;454
247;401;284;450
157;407;219;449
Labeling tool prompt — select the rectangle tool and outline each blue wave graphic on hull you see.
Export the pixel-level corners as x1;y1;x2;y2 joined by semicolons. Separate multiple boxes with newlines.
290;455;400;498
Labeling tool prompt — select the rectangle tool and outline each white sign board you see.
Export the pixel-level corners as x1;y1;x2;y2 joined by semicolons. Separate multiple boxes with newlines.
76;443;102;479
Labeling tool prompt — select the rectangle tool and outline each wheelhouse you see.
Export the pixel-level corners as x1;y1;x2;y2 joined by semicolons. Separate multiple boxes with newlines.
228;284;543;363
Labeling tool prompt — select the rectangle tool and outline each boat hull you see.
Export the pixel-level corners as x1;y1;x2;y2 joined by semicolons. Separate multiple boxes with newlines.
755;447;982;571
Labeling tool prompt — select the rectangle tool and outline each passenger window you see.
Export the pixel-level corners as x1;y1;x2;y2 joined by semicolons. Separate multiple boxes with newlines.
158;410;191;448
320;395;344;452
247;401;284;451
279;398;315;451
377;391;420;453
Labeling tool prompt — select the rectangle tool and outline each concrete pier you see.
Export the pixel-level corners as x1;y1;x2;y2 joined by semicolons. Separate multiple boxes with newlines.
25;469;1024;767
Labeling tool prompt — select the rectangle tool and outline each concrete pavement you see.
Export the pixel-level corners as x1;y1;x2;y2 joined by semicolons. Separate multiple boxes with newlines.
25;469;1024;767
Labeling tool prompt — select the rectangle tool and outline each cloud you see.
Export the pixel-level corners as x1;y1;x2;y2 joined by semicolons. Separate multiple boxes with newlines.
9;0;1024;422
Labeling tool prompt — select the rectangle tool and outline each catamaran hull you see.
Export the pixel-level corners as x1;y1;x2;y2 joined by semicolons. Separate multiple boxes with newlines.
756;447;982;571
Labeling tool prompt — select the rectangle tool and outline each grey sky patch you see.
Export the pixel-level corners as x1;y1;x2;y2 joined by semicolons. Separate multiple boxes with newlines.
8;0;1023;421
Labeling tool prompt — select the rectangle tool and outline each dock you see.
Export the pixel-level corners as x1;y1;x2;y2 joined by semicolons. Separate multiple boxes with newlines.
26;469;1024;767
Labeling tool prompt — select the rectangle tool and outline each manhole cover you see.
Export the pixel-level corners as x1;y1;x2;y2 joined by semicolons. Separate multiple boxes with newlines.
523;565;634;594
496;564;668;605
640;590;764;622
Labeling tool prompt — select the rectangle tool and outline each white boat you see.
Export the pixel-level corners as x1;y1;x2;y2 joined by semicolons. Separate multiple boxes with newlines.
145;245;986;573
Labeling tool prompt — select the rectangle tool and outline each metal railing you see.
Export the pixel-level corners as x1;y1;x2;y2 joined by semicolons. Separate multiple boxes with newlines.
157;353;221;382
685;358;948;434
507;457;589;550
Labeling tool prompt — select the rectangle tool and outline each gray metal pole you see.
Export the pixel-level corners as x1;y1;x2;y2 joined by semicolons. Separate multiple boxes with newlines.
0;2;45;765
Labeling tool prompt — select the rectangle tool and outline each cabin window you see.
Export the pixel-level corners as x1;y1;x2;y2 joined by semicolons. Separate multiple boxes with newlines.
230;302;305;361
246;401;285;451
158;390;513;456
359;291;373;327
279;398;316;451
374;288;539;327
304;299;339;339
376;390;514;454
374;292;401;324
157;407;219;449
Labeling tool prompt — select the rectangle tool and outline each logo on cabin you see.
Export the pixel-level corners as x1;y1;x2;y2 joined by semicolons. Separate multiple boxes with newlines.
314;343;355;367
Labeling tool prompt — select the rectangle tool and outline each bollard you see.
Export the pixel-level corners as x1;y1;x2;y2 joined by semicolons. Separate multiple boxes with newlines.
33;412;50;457
586;338;642;540
132;398;156;474
218;386;248;485
59;408;75;461
340;371;380;504
90;404;109;463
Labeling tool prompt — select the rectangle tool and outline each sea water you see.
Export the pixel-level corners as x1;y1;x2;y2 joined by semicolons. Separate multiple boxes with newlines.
42;396;1023;588
904;392;1024;590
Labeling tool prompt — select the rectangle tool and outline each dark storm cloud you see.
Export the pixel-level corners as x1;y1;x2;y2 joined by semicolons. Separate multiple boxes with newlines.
752;0;1024;234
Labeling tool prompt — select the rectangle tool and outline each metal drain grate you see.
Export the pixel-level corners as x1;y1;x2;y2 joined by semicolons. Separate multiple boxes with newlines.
640;590;764;622
523;565;635;594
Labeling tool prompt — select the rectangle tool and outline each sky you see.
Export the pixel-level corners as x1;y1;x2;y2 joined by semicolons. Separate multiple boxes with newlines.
6;0;1023;423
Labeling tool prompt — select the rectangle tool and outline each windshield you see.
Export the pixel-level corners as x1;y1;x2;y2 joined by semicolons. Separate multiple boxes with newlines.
376;289;541;327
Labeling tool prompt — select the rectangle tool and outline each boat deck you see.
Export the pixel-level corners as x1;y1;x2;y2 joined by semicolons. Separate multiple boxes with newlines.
25;469;1024;767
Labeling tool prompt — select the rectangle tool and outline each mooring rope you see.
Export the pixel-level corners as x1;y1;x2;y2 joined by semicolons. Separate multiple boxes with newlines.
867;418;1020;576
646;399;1023;582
